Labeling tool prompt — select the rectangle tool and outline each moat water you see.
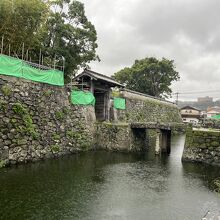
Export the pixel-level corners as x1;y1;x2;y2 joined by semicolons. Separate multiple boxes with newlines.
0;135;220;220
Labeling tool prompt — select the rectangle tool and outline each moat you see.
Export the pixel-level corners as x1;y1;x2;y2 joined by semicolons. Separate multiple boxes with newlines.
0;135;220;220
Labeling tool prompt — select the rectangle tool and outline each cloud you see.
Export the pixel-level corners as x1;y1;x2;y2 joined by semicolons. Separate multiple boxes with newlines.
80;0;220;100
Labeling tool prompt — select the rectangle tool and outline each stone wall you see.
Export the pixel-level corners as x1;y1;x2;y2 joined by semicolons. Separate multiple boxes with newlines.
201;118;220;129
94;122;147;152
115;89;182;124
0;75;96;166
0;75;184;167
182;128;220;166
94;122;174;154
94;122;132;151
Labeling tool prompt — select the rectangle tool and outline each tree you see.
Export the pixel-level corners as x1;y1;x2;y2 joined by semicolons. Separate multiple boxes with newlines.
0;0;48;55
113;57;180;98
42;0;99;80
0;0;99;81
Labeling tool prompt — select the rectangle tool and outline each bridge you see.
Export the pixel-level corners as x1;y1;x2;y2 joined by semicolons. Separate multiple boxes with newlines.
130;122;181;154
130;122;172;130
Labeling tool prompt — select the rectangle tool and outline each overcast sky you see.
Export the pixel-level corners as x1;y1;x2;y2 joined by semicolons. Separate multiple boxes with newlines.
80;0;220;101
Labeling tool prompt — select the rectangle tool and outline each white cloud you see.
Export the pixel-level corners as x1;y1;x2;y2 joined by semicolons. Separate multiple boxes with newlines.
81;0;220;100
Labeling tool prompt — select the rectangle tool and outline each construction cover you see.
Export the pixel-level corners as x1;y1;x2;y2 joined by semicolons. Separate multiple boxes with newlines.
0;54;64;86
211;115;220;119
71;90;95;106
114;97;126;110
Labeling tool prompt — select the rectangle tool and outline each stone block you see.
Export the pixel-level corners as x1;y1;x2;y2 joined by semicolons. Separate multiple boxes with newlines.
211;141;219;147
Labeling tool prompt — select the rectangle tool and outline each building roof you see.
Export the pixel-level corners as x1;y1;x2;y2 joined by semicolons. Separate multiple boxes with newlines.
207;110;220;113
207;106;220;112
180;106;201;111
74;69;124;87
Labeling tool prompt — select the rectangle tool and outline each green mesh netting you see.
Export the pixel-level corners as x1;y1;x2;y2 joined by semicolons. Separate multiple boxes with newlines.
211;115;220;119
0;54;64;86
71;90;95;106
114;97;126;109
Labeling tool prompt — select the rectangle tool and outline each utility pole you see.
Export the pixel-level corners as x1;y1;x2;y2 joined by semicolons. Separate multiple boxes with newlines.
174;92;179;105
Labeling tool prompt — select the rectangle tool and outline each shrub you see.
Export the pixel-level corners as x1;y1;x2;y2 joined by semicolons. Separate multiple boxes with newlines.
1;86;12;96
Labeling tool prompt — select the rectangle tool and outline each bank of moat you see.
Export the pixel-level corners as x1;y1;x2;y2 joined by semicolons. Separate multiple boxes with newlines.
0;74;183;167
182;127;220;166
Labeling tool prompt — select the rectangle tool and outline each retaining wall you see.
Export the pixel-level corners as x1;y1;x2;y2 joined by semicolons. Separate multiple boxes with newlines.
115;89;182;124
182;128;220;166
0;75;183;167
94;123;132;151
0;75;95;166
94;122;148;152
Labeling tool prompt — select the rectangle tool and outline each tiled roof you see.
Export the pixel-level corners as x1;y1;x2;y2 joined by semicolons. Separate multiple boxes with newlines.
74;69;124;87
180;106;201;111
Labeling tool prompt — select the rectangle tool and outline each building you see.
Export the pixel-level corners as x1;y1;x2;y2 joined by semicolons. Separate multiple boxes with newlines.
74;69;124;121
197;96;213;103
207;106;220;118
201;111;207;119
180;106;201;124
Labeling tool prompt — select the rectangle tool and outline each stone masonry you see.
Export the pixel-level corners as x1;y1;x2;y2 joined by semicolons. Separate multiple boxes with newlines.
0;75;183;167
0;75;95;166
182;128;220;166
115;89;182;124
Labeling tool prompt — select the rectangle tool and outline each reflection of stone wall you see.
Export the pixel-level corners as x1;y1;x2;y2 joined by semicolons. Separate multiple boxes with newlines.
0;75;96;166
182;128;220;166
115;90;182;124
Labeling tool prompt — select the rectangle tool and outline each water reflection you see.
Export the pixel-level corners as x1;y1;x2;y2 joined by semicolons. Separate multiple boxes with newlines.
0;135;220;220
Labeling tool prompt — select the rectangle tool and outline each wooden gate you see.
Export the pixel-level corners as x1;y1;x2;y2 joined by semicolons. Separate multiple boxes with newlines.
94;91;106;121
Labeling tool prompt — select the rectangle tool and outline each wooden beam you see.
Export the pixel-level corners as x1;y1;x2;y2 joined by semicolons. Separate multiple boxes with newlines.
90;79;94;93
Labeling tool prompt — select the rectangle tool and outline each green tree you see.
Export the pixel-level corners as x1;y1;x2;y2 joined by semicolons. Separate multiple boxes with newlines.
42;0;99;80
0;0;99;81
113;57;179;97
0;0;48;55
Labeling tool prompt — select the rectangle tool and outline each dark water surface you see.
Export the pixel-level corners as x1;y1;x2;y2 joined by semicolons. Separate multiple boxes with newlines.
0;135;220;220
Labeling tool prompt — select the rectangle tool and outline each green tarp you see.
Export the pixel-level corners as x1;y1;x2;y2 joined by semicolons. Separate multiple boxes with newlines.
114;97;126;110
0;54;64;86
71;90;95;106
211;115;220;119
